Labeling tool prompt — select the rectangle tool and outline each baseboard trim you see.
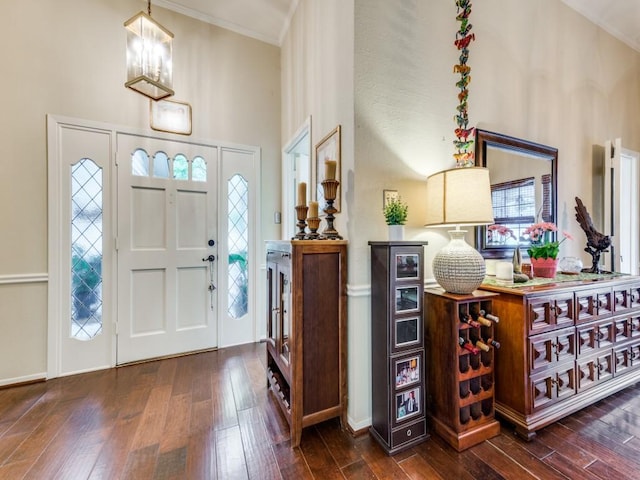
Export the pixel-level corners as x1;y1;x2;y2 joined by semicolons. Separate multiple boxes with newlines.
0;372;47;388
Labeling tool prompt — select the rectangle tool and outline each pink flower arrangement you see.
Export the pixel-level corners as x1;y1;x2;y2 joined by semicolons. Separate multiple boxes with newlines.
487;224;516;244
523;222;573;259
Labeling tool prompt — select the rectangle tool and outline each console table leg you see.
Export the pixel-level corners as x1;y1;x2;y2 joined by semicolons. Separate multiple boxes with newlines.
514;425;537;441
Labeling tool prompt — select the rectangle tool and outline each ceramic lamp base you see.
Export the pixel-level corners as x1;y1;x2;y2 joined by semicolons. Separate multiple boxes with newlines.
433;230;486;294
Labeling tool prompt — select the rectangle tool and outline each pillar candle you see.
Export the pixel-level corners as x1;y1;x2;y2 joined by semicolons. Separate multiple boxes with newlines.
308;201;319;218
496;261;514;281
485;259;497;276
297;182;307;206
325;160;337;180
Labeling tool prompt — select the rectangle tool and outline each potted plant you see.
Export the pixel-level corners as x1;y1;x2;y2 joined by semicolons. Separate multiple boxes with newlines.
383;197;408;240
523;221;572;278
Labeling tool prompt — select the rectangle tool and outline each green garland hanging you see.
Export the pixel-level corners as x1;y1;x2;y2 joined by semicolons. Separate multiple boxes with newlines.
453;0;475;167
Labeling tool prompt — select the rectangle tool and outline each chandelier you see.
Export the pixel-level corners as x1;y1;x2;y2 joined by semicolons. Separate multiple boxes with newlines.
124;0;174;100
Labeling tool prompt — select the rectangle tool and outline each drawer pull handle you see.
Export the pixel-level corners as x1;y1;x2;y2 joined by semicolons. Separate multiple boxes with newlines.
406;429;412;437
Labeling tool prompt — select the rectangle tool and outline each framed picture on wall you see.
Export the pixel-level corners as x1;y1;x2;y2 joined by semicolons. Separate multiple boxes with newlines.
314;125;341;212
150;99;192;135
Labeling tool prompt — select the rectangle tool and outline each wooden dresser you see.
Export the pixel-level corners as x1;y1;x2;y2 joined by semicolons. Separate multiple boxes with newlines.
265;240;348;448
480;275;640;440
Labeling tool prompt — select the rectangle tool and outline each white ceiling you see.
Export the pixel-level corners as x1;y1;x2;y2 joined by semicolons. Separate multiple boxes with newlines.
561;0;640;52
154;0;640;51
154;0;299;46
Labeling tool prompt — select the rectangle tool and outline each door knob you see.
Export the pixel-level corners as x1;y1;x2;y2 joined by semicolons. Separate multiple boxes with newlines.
202;254;215;262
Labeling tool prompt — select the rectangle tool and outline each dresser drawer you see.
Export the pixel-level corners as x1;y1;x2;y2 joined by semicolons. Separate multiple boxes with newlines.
391;418;426;448
527;293;574;335
529;327;576;373
576;287;613;324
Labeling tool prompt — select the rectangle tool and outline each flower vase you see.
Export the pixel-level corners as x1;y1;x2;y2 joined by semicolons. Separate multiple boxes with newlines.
388;225;404;241
531;257;559;278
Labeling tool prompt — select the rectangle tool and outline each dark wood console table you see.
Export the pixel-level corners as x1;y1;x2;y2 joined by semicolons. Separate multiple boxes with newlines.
480;274;640;440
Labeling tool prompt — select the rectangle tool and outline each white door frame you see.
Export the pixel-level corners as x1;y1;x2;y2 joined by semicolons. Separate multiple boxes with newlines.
47;115;261;378
282;117;312;240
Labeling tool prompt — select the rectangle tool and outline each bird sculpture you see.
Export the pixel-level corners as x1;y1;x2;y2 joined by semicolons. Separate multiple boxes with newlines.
574;196;611;273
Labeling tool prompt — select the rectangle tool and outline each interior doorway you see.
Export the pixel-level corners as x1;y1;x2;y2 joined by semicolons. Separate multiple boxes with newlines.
604;139;640;274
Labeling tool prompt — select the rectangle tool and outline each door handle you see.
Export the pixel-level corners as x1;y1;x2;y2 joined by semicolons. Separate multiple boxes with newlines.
202;254;215;262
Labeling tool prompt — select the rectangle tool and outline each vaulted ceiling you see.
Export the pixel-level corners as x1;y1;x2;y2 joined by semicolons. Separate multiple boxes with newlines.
154;0;640;51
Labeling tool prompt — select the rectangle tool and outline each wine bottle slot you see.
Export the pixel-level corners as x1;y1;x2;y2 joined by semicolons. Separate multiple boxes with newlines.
470;402;482;420
459;405;471;424
459;337;480;355
475;316;492;327
487;338;501;349
459;380;470;399
460;314;481;328
469;377;481;395
480;309;499;323
459;355;470;373
475;340;490;352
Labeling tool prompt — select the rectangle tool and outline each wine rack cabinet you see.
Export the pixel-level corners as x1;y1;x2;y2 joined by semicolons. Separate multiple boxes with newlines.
425;288;500;451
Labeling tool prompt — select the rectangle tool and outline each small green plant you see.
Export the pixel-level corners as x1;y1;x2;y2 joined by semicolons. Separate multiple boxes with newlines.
383;197;408;225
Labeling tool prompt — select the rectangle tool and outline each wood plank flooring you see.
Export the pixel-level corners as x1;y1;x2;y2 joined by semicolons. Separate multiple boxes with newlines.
1;342;640;479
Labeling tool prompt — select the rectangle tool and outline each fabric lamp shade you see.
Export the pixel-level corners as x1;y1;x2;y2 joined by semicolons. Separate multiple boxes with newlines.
425;167;494;294
424;167;494;228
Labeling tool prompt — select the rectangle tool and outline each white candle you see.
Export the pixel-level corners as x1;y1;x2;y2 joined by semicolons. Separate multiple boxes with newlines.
485;259;497;276
496;261;514;281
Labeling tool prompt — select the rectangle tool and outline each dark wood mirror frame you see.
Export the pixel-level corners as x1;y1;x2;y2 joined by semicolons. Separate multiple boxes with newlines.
475;129;558;259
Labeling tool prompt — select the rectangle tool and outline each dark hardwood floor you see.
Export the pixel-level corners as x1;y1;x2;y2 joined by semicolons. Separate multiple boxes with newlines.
1;342;640;479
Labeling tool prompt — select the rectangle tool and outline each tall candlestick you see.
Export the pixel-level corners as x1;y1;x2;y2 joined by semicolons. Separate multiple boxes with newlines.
309;201;319;218
297;182;307;206
325;160;337;180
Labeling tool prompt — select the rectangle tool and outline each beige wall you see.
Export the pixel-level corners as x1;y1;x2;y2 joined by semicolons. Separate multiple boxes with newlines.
0;0;281;381
347;0;640;428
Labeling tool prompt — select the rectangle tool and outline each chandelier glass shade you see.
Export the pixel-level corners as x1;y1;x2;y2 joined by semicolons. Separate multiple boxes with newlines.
124;5;174;100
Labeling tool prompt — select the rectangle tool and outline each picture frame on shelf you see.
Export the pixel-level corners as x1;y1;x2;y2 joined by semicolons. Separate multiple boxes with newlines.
314;125;341;212
395;355;421;389
395;387;421;422
150;99;192;135
395;286;419;314
394;316;420;348
395;253;419;279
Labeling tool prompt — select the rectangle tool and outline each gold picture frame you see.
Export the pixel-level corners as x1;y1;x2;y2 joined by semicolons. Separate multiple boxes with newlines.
150;99;192;135
314;125;341;212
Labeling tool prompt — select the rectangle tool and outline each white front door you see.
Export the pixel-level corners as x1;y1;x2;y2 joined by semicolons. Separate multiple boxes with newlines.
116;133;218;364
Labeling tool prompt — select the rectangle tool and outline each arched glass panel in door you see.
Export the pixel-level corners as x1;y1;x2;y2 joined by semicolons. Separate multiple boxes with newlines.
192;156;207;182
131;148;149;176
71;159;103;340
173;153;188;180
228;174;248;318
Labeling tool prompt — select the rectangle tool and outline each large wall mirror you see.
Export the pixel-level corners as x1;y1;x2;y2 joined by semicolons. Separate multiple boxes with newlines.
475;129;558;259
